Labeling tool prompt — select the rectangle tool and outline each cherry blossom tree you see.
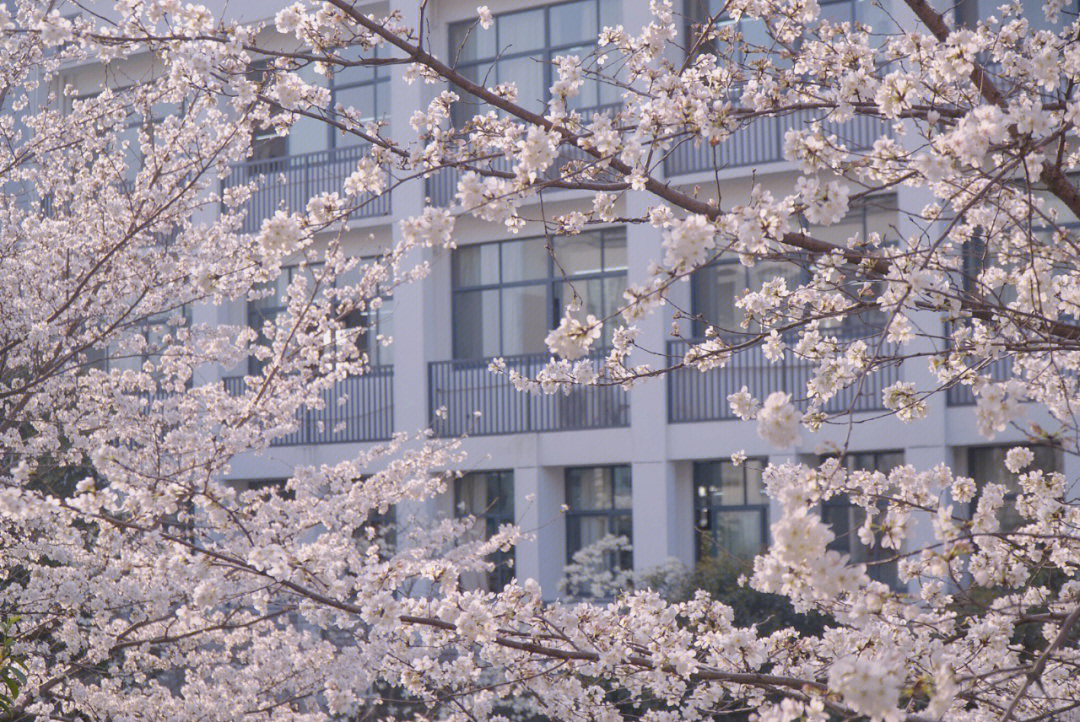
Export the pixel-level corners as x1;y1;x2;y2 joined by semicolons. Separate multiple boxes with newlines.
2;0;1080;720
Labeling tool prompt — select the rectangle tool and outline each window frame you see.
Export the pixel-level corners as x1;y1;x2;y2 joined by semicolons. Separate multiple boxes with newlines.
692;458;769;563
327;44;391;150
450;227;627;359
447;0;621;125
564;464;633;571
454;470;516;591
818;450;904;589
246;261;393;374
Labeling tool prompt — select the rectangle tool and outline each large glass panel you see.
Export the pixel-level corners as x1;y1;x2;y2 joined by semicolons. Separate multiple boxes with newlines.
566;467;611;510
453;289;500;358
745;464;766;504
449;20;496;63
498;56;545;109
555;232;604;276
501;285;550;356
454;244;501;287
612;466;632;509
499;9;546;53
549;1;596;46
567;515;610;557
711;509;765;560
501;238;549;282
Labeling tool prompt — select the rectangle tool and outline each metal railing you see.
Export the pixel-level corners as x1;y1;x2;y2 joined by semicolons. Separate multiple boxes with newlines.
428;351;629;437
945;357;1013;406
222;144;390;233
223;368;394;445
667;328;900;423
425;103;622;208
664;110;892;178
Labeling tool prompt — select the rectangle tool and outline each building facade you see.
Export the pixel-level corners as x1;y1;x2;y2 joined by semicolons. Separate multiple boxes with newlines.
65;0;1076;598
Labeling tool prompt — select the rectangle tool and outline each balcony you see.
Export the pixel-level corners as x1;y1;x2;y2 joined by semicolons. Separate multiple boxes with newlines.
667;328;900;423
664;111;892;178
945;357;1013;406
428;352;629;437
223;368;394;445
425;104;622;208
223;144;390;233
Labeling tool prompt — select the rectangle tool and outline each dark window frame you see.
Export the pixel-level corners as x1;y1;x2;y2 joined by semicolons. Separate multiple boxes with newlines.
692;458;769;563
450;228;627;359
455;470;515;591
327;44;391;150
564;465;633;571
819;450;904;589
247;261;392;374
447;0;621;125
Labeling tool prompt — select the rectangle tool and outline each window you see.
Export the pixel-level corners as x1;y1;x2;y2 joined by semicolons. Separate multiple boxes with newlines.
137;305;192;383
247;263;322;375
968;445;1062;532
455;471;515;591
565;465;632;573
328;44;391;149
819;451;904;589
447;0;621;126
336;261;393;368
955;0;1078;32
452;228;627;359
693;459;768;562
247;262;392;374
246;61;288;167
690;198;895;337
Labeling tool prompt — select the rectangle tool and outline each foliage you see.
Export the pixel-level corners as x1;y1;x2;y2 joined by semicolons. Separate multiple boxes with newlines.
0;0;1079;720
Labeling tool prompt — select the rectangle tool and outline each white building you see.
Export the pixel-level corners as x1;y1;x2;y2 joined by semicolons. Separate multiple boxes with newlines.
64;0;1075;598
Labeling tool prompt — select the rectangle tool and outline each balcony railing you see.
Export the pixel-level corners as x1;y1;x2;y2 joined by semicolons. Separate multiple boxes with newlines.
223;368;394;445
945;357;1013;406
428;351;629;436
425;103;622;208
664;110;892;178
667;328;900;423
223;144;390;233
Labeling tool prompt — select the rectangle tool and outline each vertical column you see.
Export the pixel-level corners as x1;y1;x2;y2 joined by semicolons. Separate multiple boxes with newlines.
621;0;680;571
387;0;435;435
514;466;566;600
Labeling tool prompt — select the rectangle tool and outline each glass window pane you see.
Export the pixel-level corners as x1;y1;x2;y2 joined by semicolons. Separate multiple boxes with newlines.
612;466;631;509
497;56;545;110
501;238;549;282
454;244;501;287
719;462;746;506
549;1;596;46
449;21;496;64
555;233;604;276
453;289;500;358
499;9;546;53
745;464;766;505
501;284;550;356
603;233;627;271
487;472;514;517
567;467;611;510
710;509;765;560
567;515;609;557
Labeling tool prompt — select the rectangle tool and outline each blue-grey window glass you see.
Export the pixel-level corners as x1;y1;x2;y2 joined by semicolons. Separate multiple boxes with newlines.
451;228;627;359
328;44;391;148
690;198;894;337
693;459;768;562
968;445;1062;532
819;451;903;589
455;470;515;591
447;0;622;127
565;465;633;574
248;263;392;373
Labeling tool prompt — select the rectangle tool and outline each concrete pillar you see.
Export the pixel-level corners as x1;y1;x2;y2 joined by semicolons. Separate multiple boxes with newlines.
903;444;949;595
514;465;566;600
